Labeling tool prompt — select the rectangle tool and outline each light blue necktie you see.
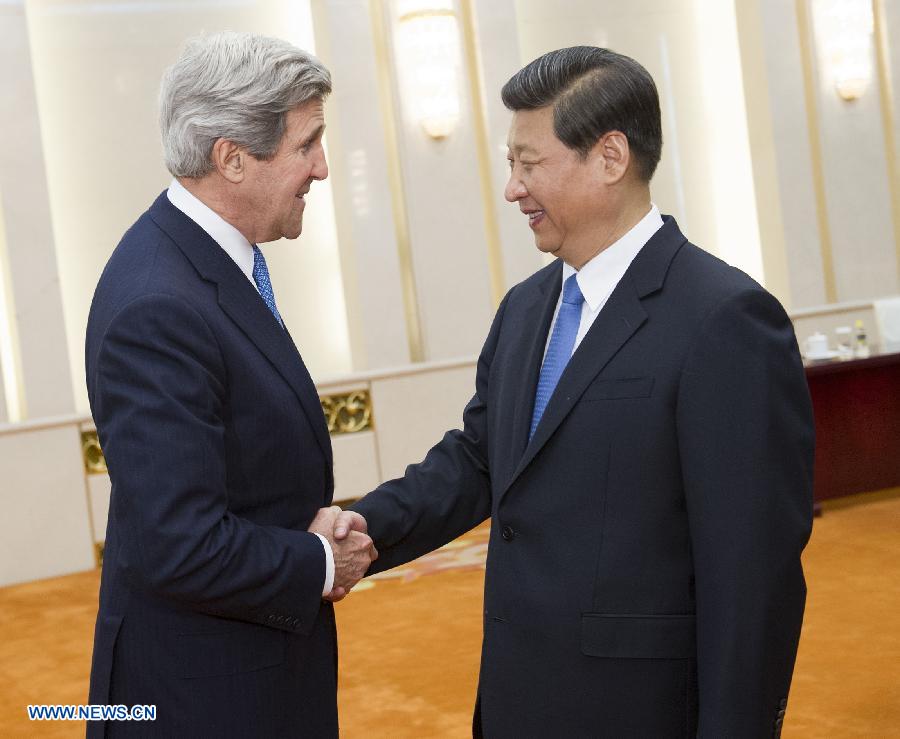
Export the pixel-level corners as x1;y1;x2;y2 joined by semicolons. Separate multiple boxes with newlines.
529;273;585;440
252;245;284;328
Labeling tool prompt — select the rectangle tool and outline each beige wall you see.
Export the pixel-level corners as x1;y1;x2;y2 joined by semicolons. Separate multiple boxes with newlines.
738;0;900;309
0;419;96;586
0;1;73;421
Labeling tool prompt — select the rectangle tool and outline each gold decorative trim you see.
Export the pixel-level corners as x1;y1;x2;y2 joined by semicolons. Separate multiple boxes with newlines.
79;389;373;471
320;390;373;434
370;0;425;362
459;0;505;309
873;0;900;279
795;0;838;303
81;430;107;475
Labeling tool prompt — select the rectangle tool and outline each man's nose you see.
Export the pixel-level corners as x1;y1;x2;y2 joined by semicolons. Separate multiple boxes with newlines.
504;175;526;203
312;148;328;181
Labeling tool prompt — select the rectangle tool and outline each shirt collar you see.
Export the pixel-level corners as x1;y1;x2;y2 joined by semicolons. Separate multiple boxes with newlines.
562;203;664;312
166;178;256;286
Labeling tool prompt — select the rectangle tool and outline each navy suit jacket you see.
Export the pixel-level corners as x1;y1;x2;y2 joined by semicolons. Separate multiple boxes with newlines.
353;217;814;738
86;192;338;737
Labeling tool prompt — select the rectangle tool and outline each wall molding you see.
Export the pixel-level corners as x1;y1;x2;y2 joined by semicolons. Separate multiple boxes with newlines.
368;0;425;362
873;0;900;282
795;0;838;303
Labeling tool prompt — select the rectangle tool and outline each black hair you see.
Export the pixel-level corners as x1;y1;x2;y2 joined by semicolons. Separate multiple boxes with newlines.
501;46;662;181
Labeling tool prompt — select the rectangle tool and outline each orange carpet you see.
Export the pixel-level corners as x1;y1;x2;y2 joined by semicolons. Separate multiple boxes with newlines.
787;489;900;736
1;492;898;737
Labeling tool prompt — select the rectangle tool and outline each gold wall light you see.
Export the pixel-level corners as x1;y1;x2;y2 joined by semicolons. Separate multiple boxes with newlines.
394;0;462;139
812;0;875;101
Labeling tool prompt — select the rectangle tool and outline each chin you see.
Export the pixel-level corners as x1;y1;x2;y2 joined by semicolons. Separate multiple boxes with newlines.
534;239;559;254
280;224;303;241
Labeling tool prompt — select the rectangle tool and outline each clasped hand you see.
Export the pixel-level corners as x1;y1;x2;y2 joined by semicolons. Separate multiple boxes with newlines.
307;506;373;602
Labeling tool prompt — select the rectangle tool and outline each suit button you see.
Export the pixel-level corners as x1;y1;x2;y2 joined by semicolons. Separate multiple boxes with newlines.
501;525;515;541
774;717;783;728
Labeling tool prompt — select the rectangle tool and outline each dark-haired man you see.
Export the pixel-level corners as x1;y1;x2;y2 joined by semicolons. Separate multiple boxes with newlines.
338;46;813;737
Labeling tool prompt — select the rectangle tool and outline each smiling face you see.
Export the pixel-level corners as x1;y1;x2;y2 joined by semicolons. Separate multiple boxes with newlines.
505;106;614;267
241;98;328;244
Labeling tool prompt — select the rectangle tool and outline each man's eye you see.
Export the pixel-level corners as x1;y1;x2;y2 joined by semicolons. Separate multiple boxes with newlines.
301;139;320;154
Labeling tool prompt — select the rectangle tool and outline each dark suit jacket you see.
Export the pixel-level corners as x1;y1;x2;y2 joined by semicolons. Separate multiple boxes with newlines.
85;192;338;737
353;217;814;738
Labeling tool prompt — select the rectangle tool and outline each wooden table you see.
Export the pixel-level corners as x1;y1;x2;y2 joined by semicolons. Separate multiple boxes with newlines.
805;348;900;506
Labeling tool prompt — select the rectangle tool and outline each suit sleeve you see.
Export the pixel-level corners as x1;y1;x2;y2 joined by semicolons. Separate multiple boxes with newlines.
350;293;512;572
92;293;325;634
676;287;814;737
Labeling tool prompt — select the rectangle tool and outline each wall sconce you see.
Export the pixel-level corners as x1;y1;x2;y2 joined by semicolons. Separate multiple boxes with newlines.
812;0;874;101
394;0;462;139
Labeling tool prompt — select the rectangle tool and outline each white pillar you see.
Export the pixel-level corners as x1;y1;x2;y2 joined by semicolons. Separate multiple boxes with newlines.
311;0;414;369
0;1;74;419
470;0;544;291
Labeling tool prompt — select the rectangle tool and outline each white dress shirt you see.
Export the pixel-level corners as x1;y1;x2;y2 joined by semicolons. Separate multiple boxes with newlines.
544;204;664;359
167;179;336;597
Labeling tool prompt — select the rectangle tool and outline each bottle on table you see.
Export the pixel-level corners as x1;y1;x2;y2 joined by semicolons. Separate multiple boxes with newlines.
854;320;870;358
835;326;853;359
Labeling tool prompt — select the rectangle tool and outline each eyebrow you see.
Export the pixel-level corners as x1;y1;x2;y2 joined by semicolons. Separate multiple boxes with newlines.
300;124;326;148
506;143;539;156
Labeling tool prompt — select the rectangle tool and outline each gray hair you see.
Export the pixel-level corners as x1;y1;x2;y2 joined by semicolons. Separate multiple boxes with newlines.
159;31;332;178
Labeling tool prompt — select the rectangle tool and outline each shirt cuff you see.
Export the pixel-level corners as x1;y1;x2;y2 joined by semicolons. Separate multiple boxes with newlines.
313;533;335;597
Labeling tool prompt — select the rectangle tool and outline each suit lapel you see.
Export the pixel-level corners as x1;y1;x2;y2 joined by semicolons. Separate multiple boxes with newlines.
148;192;333;466
507;262;563;464
501;279;645;498
501;216;687;497
216;282;334;467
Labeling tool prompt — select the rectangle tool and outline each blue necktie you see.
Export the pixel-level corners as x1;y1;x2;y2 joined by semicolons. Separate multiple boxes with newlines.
529;273;585;440
252;246;284;327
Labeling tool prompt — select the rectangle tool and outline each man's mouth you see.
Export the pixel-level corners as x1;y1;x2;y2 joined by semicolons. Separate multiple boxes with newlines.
524;209;545;227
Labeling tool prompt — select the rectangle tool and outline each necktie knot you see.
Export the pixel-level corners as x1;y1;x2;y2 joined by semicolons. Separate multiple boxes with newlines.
252;245;284;327
562;274;585;306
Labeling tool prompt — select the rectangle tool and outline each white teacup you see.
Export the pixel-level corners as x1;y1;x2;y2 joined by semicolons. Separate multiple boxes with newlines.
804;332;829;357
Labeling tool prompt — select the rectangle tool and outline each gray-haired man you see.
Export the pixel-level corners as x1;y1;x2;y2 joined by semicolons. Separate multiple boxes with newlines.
85;32;375;737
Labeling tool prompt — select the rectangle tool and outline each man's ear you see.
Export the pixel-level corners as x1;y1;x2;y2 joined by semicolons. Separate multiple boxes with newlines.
594;131;630;185
211;138;245;183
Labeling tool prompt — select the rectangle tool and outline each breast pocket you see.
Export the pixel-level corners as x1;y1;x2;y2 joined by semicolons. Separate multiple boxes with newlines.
582;376;654;401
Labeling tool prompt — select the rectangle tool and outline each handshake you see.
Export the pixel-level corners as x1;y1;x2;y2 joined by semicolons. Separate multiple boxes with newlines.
308;507;375;602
